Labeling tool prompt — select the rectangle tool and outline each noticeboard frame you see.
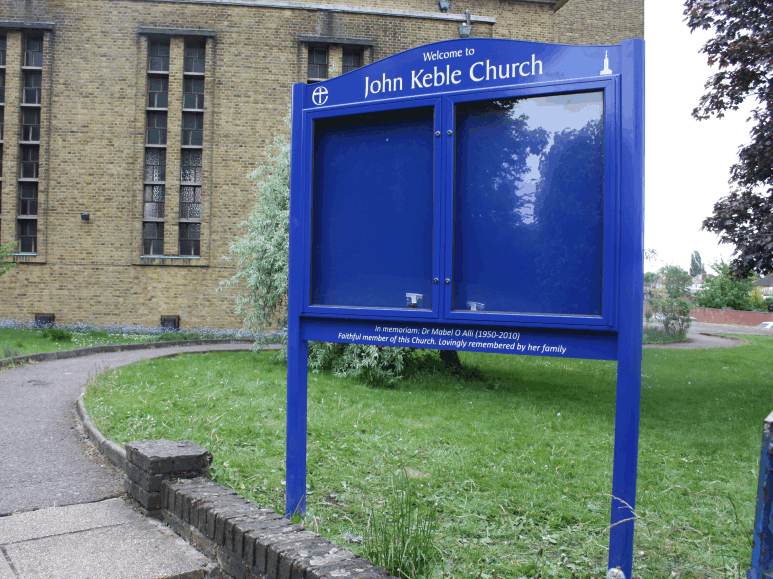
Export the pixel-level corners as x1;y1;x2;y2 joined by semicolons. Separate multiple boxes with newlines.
287;37;644;578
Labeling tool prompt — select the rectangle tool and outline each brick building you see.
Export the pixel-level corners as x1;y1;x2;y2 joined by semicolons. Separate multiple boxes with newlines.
0;0;643;329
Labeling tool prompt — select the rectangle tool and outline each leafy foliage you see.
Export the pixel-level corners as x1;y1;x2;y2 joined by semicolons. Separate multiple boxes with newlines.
689;250;704;277
694;261;757;311
308;342;424;387
659;265;692;298
222;127;291;348
649;296;693;338
0;241;18;277
685;0;773;277
643;272;658;284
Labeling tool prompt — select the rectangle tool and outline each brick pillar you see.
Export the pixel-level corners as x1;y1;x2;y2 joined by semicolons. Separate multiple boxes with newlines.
0;32;21;248
125;439;211;515
328;45;343;78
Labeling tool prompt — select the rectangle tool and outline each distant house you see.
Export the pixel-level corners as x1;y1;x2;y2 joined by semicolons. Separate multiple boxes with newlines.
753;275;773;296
690;273;708;295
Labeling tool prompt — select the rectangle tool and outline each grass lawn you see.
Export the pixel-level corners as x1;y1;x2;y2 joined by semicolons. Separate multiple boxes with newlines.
0;327;158;358
83;336;773;579
0;326;253;360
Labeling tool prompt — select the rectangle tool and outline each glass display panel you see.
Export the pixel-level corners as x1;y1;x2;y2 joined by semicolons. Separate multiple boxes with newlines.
311;107;434;309
453;91;604;315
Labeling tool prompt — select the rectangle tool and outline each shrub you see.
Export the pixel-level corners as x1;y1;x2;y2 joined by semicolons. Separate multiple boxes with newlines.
649;295;692;337
0;241;17;277
694;262;756;311
40;327;74;341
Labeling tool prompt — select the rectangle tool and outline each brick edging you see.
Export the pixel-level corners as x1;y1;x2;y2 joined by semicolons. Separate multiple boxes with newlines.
0;338;258;369
76;348;396;579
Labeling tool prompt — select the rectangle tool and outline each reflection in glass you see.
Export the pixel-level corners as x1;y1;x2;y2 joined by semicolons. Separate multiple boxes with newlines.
453;91;604;315
311;107;434;309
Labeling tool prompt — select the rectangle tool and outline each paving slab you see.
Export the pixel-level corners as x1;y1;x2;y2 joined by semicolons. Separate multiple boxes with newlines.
0;555;14;579
0;498;144;544
1;500;210;579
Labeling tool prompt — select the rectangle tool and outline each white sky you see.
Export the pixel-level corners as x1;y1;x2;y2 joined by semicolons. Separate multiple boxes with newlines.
644;0;755;273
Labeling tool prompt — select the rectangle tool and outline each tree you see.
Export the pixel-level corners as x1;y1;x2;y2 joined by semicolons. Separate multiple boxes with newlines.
643;272;658;284
684;1;773;278
689;251;704;277
694;261;756;311
0;241;17;277
659;265;692;298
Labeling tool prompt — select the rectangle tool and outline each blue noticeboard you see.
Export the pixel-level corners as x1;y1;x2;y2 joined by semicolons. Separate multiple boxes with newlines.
288;38;644;578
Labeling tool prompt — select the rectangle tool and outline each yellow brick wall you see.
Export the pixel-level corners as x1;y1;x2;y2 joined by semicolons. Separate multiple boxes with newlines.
0;0;642;329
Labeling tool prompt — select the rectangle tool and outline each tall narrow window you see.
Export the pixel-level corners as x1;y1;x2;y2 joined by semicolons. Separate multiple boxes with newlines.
18;36;43;254
179;40;205;256
307;47;328;83
143;39;169;256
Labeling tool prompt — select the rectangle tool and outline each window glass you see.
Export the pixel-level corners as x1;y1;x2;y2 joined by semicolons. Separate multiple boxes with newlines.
148;77;168;108
311;107;434;309
18;182;37;216
146;112;167;144
24;37;43;67
184;41;205;73
183;77;204;109
148;41;170;72
22;109;40;142
143;222;164;255
23;72;41;104
18;220;37;252
342;49;362;74
182;113;203;146
452;91;605;315
307;47;328;80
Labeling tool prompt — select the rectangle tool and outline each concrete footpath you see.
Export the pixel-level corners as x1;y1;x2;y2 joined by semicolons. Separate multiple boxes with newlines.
0;343;252;579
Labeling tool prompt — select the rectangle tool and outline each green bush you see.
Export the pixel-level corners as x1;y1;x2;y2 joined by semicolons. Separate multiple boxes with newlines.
694;262;756;311
649;296;692;338
308;342;423;387
40;327;73;341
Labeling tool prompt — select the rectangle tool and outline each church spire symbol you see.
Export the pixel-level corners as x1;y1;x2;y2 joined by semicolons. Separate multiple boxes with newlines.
600;50;613;75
